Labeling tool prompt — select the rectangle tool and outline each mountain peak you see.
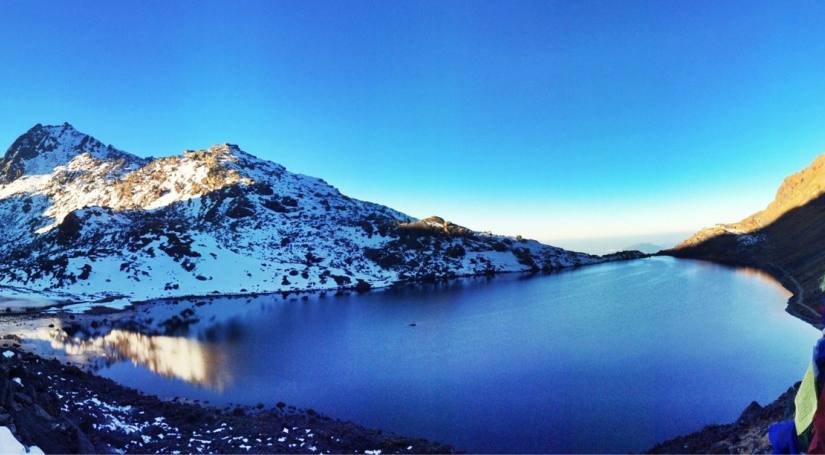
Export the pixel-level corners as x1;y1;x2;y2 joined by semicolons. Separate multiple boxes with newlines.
0;123;132;184
19;122;80;141
205;143;241;154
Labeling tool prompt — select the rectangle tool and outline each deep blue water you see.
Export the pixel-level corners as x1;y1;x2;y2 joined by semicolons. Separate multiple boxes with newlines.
51;257;823;452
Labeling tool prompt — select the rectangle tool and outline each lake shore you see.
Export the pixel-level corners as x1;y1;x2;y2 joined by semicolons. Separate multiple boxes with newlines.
0;339;455;454
646;383;798;453
664;244;823;327
0;250;648;315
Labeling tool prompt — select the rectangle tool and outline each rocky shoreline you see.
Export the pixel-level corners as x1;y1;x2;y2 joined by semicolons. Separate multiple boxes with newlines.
649;254;816;453
644;251;817;453
0;340;454;454
646;383;799;453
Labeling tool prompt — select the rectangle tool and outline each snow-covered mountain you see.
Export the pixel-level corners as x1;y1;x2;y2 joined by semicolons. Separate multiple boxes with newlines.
0;123;632;304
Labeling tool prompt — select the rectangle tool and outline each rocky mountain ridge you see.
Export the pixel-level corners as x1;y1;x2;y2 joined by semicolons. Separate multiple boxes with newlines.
0;123;639;306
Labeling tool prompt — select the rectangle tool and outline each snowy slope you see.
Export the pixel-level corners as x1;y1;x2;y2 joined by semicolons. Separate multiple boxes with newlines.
0;426;44;455
0;123;624;304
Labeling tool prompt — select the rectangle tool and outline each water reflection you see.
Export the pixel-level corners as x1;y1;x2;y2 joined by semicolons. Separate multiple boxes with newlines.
734;266;793;296
24;327;230;390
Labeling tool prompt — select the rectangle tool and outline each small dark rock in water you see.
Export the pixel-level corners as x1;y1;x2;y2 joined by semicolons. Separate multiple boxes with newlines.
409;323;417;327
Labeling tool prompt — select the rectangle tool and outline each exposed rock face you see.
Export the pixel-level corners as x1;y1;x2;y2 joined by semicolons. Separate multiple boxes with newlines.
668;153;825;324
0;123;627;304
0;123;137;185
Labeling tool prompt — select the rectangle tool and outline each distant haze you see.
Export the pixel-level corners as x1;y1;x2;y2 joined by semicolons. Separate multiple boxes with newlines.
548;232;693;255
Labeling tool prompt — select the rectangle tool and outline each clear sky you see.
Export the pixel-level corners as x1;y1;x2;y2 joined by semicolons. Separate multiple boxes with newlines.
3;0;825;247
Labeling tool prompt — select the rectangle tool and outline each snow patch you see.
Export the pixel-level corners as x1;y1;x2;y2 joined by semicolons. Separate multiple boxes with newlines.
0;427;44;455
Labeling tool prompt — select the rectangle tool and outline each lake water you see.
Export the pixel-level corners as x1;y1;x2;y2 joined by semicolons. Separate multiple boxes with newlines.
20;257;822;452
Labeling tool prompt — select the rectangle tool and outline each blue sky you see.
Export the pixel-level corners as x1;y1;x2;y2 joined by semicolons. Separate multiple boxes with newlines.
3;0;825;247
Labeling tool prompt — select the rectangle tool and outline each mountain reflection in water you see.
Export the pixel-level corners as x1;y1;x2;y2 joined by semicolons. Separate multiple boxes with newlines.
33;328;230;390
734;266;794;296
